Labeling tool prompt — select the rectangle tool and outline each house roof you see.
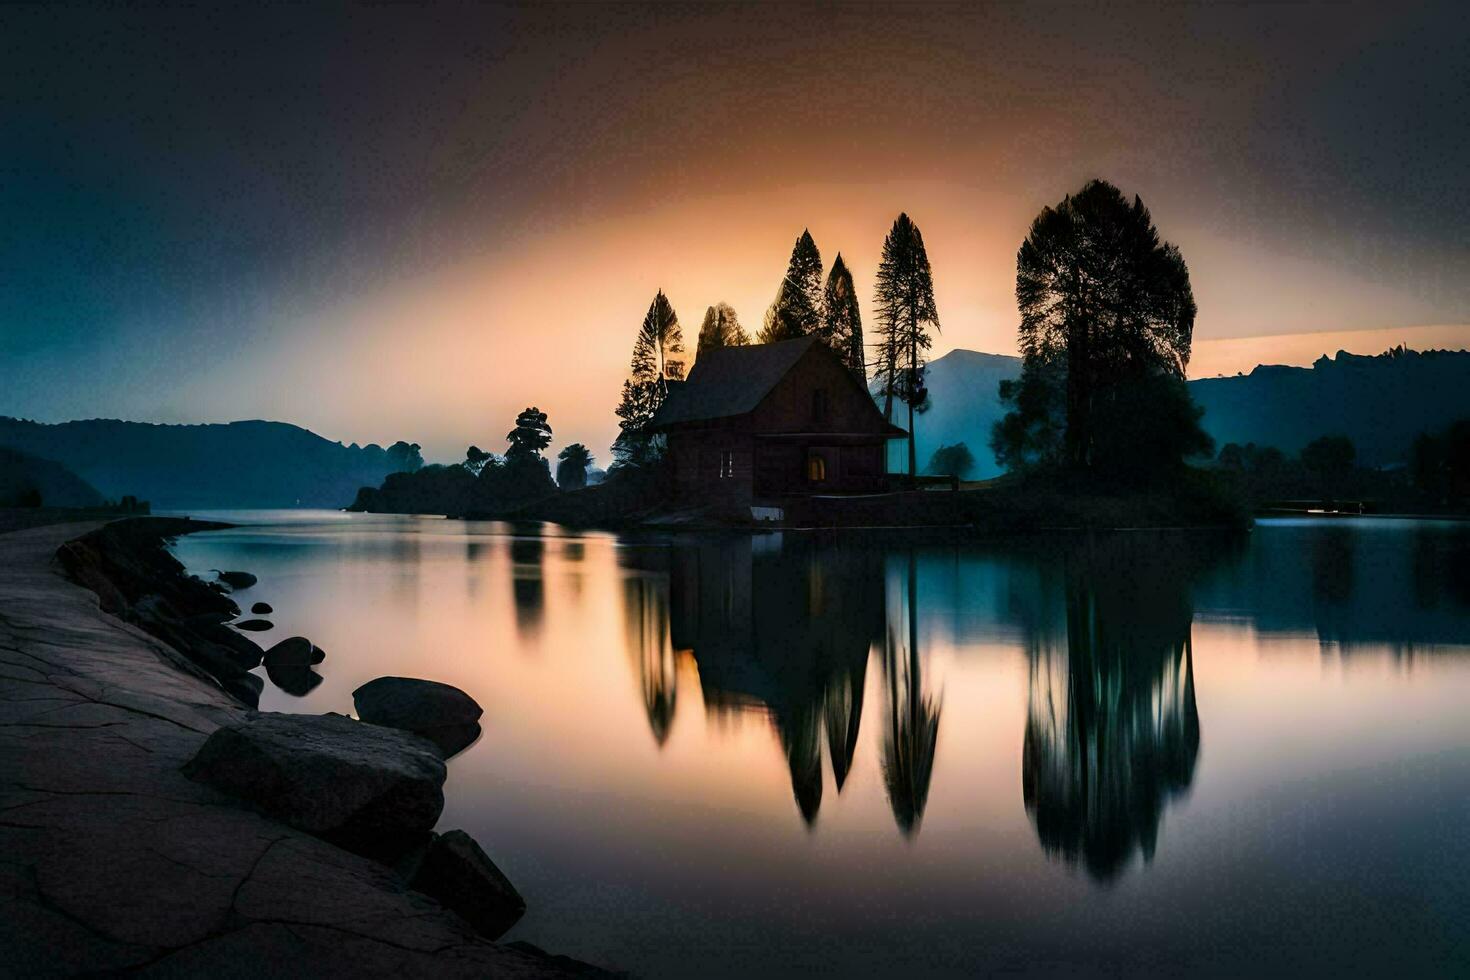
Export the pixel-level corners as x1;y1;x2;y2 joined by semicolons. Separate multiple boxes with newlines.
647;336;820;430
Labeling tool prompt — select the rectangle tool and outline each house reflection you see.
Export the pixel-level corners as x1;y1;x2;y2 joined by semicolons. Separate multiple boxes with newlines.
1021;536;1205;882
667;535;887;827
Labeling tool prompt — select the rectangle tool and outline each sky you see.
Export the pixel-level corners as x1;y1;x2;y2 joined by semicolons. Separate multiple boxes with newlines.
2;2;1466;463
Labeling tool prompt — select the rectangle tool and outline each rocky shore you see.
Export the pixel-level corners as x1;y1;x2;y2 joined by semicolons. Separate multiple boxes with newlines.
0;518;610;977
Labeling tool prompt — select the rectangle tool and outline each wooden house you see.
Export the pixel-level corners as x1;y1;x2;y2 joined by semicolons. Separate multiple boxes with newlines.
646;337;905;505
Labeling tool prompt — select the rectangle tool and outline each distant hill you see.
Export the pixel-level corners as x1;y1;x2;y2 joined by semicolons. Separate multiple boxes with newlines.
1190;348;1470;467
0;418;422;509
0;446;106;508
882;349;1022;478
890;345;1470;474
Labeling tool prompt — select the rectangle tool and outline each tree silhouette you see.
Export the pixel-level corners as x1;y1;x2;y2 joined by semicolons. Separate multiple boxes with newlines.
1411;419;1470;505
881;550;941;836
624;576;678;748
464;445;492;476
506;407;552;461
613;380;664;467
695;302;748;358
614;290;684;466
759;229;824;343
1301;435;1356;485
386;440;424;472
555;443;594;490
1014;179;1196;470
631;289;685;387
820;253;865;377
1022;537;1203;881
873;213;940;481
927;442;975;479
991;358;1067;471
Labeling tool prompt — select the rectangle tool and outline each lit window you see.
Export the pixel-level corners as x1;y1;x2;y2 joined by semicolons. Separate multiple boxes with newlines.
807;454;826;482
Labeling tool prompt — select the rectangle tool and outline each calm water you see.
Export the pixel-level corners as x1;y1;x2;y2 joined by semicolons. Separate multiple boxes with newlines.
170;513;1470;977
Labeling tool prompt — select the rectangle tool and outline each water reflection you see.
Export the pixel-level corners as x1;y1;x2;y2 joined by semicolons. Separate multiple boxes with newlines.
653;532;1219;854
169;514;1470;976
1021;538;1204;881
881;552;942;836
625;573;679;747
1195;518;1470;654
509;526;545;636
669;536;886;826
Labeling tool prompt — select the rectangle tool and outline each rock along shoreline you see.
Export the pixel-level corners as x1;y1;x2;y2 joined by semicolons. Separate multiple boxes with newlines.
0;517;612;978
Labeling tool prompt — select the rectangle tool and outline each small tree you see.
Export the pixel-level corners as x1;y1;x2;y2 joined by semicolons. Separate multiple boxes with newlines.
873;213;940;481
1300;435;1355;490
464;445;492;476
613;380;665;467
556;443;594;490
696;302;748;358
927;443;976;479
991;359;1066;472
506;407;552;461
759;229;824;343
820;253;865;377
1412;419;1470;504
484;407;555;503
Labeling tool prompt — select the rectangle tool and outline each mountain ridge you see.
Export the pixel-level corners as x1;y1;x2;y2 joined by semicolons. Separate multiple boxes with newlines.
899;344;1470;475
0;417;422;509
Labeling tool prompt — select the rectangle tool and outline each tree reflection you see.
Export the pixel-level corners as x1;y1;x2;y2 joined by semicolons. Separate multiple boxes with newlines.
668;536;885;826
623;558;680;748
509;526;545;637
881;550;942;837
1021;536;1203;881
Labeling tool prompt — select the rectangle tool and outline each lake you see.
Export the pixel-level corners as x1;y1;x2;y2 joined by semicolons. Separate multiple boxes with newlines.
170;513;1470;977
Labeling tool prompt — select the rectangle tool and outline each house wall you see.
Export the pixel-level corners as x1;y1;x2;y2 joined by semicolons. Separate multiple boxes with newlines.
669;430;754;504
668;343;900;503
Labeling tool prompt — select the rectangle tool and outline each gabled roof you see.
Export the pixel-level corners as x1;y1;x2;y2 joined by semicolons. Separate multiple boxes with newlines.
648;336;820;430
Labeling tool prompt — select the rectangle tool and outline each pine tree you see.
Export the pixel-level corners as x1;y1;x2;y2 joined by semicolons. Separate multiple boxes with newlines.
630;290;684;388
820;253;865;376
613;291;684;467
758;229;824;342
695;302;748;358
873;213;940;481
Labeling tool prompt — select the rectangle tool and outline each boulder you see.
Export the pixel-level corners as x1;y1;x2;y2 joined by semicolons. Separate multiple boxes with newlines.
265;664;323;697
407;830;525;940
194;620;264;670
217;570;257;590
131;595;262;707
421;722;482;758
251;601;274;614
352;677;484;758
182;712;446;857
234;618;273;632
263;636;325;667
